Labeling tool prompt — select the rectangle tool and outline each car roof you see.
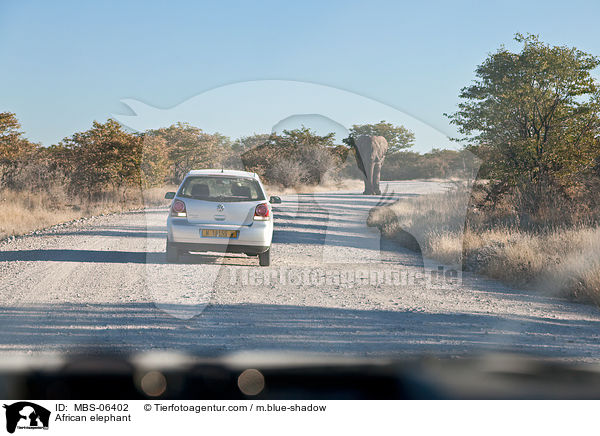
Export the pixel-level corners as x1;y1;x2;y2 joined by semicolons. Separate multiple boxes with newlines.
186;169;259;179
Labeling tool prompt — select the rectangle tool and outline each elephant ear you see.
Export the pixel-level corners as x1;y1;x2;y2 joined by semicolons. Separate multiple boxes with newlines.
374;136;389;162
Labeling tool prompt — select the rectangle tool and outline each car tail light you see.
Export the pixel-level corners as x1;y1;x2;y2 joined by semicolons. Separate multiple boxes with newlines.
254;203;270;220
171;199;187;217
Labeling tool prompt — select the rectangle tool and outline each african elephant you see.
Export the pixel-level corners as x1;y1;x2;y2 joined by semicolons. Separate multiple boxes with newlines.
353;135;389;195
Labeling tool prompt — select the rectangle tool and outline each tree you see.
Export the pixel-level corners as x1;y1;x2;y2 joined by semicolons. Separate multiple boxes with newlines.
59;119;143;198
447;34;600;211
139;134;170;188
0;112;38;188
343;121;414;154
145;123;232;183
0;112;36;161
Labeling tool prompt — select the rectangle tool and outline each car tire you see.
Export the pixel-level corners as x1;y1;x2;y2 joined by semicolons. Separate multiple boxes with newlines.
166;241;179;263
258;247;271;267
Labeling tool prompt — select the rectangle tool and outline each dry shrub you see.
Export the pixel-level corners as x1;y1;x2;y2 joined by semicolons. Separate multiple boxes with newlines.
261;149;341;188
300;146;339;184
270;159;309;188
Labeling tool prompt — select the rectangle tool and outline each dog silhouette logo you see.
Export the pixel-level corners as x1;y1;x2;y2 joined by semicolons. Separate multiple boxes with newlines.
3;402;50;433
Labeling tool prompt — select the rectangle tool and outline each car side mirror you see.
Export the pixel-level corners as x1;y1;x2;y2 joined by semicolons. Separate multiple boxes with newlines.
270;196;282;204
165;192;176;199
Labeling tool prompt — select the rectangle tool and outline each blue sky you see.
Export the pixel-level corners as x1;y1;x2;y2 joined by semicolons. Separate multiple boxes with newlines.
1;0;599;151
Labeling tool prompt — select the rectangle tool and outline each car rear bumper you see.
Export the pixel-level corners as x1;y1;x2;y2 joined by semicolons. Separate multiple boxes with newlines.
167;216;273;249
169;241;270;255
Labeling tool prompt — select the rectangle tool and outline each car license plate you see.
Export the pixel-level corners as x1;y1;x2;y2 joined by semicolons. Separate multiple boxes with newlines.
202;229;239;238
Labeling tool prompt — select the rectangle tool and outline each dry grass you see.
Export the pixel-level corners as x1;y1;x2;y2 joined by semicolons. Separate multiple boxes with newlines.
0;178;358;241
368;187;472;267
368;186;600;304
143;185;178;206
469;227;600;304
264;178;363;197
0;185;174;240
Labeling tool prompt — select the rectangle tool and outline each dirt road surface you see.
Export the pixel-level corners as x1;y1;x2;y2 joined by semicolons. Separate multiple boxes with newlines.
1;181;599;360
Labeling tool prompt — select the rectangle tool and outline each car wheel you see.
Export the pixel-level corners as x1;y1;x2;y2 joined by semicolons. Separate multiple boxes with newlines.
258;247;271;267
166;241;179;263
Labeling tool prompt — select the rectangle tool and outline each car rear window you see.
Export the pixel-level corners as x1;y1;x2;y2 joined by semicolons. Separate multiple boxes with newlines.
178;176;265;202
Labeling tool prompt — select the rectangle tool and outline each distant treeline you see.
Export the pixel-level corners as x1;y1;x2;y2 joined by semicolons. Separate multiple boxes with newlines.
381;149;477;180
0;114;459;200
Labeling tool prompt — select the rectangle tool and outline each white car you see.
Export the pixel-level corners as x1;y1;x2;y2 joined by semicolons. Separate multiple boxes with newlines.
165;169;281;266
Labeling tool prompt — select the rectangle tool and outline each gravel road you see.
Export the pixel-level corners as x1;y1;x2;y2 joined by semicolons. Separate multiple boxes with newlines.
1;181;600;360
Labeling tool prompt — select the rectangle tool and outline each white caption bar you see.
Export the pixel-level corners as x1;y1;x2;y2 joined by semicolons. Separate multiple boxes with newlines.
0;400;596;436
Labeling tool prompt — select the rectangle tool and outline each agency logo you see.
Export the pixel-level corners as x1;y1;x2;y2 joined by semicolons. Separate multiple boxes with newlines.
3;402;50;433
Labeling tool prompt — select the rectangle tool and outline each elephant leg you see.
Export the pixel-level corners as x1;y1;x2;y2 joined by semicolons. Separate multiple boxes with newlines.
360;167;371;194
359;158;373;195
373;162;382;195
354;148;370;195
364;161;376;195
